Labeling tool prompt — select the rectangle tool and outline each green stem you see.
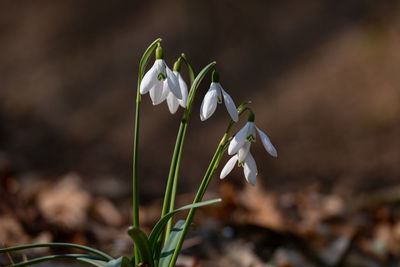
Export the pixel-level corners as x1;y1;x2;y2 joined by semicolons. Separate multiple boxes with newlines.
160;61;215;223
133;38;161;264
165;122;187;237
0;243;113;261
155;62;215;263
165;55;196;239
168;102;250;267
181;53;195;85
9;254;99;267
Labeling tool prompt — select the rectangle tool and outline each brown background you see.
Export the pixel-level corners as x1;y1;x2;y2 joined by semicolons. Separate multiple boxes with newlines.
1;0;399;201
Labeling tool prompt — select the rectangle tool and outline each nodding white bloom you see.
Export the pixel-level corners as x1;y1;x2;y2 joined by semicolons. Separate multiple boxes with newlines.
140;45;182;105
200;70;238;122
220;152;258;186
220;113;277;185
166;71;188;114
228;119;277;159
162;59;188;114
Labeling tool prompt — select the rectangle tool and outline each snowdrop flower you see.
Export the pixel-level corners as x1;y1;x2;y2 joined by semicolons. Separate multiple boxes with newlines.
228;113;277;159
162;58;188;114
220;112;277;185
200;70;238;122
140;44;182;105
220;149;258;185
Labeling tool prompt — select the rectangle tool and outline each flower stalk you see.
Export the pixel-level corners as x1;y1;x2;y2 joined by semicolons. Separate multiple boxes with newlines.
161;61;216;241
133;38;161;264
168;102;250;267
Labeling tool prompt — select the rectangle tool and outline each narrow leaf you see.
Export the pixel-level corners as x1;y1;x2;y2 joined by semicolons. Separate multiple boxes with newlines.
77;257;109;267
10;254;100;267
148;198;221;252
0;242;113;261
78;256;133;267
127;227;154;267
159;220;185;267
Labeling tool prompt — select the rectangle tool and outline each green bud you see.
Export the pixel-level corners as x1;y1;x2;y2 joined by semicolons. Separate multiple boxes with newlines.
211;69;219;83
248;111;255;122
173;58;181;72
155;44;164;59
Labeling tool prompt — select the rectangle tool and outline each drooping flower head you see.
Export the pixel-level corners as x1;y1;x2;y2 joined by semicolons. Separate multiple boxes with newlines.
164;58;188;114
140;44;182;105
200;69;238;122
220;112;277;185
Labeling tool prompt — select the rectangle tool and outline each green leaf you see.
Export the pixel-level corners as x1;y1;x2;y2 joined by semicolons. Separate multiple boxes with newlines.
9;254;101;267
78;256;133;267
127;227;154;267
0;242;113;261
158;220;185;267
148;198;221;253
77;258;109;267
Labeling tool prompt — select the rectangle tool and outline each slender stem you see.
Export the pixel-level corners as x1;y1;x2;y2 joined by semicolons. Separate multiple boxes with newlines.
168;103;250;267
181;53;195;85
160;61;215;231
133;38;161;265
9;254;100;267
164;55;196;238
0;243;113;261
165;121;187;237
161;122;186;222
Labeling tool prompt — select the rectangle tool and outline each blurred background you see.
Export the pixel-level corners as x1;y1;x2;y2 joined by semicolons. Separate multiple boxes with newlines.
1;1;400;266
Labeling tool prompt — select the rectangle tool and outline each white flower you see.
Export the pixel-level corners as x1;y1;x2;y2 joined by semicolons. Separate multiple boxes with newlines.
140;59;182;105
165;71;188;114
220;119;277;186
200;82;238;122
228;121;277;158
220;152;258;186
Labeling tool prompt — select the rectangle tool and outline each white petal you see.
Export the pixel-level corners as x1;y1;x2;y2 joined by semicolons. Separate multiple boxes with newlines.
243;153;257;186
256;126;277;157
228;122;251;155
221;87;238;122
156;59;166;78
238;141;251;163
247;122;256;140
215;83;223;104
140;63;157;94
166;67;182;100
220;155;238;179
200;84;218;121
149;81;163;105
155;80;170;105
167;92;180;114
175;72;188;108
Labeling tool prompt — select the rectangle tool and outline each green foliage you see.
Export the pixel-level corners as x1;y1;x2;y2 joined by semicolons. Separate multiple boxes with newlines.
159;220;185;267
